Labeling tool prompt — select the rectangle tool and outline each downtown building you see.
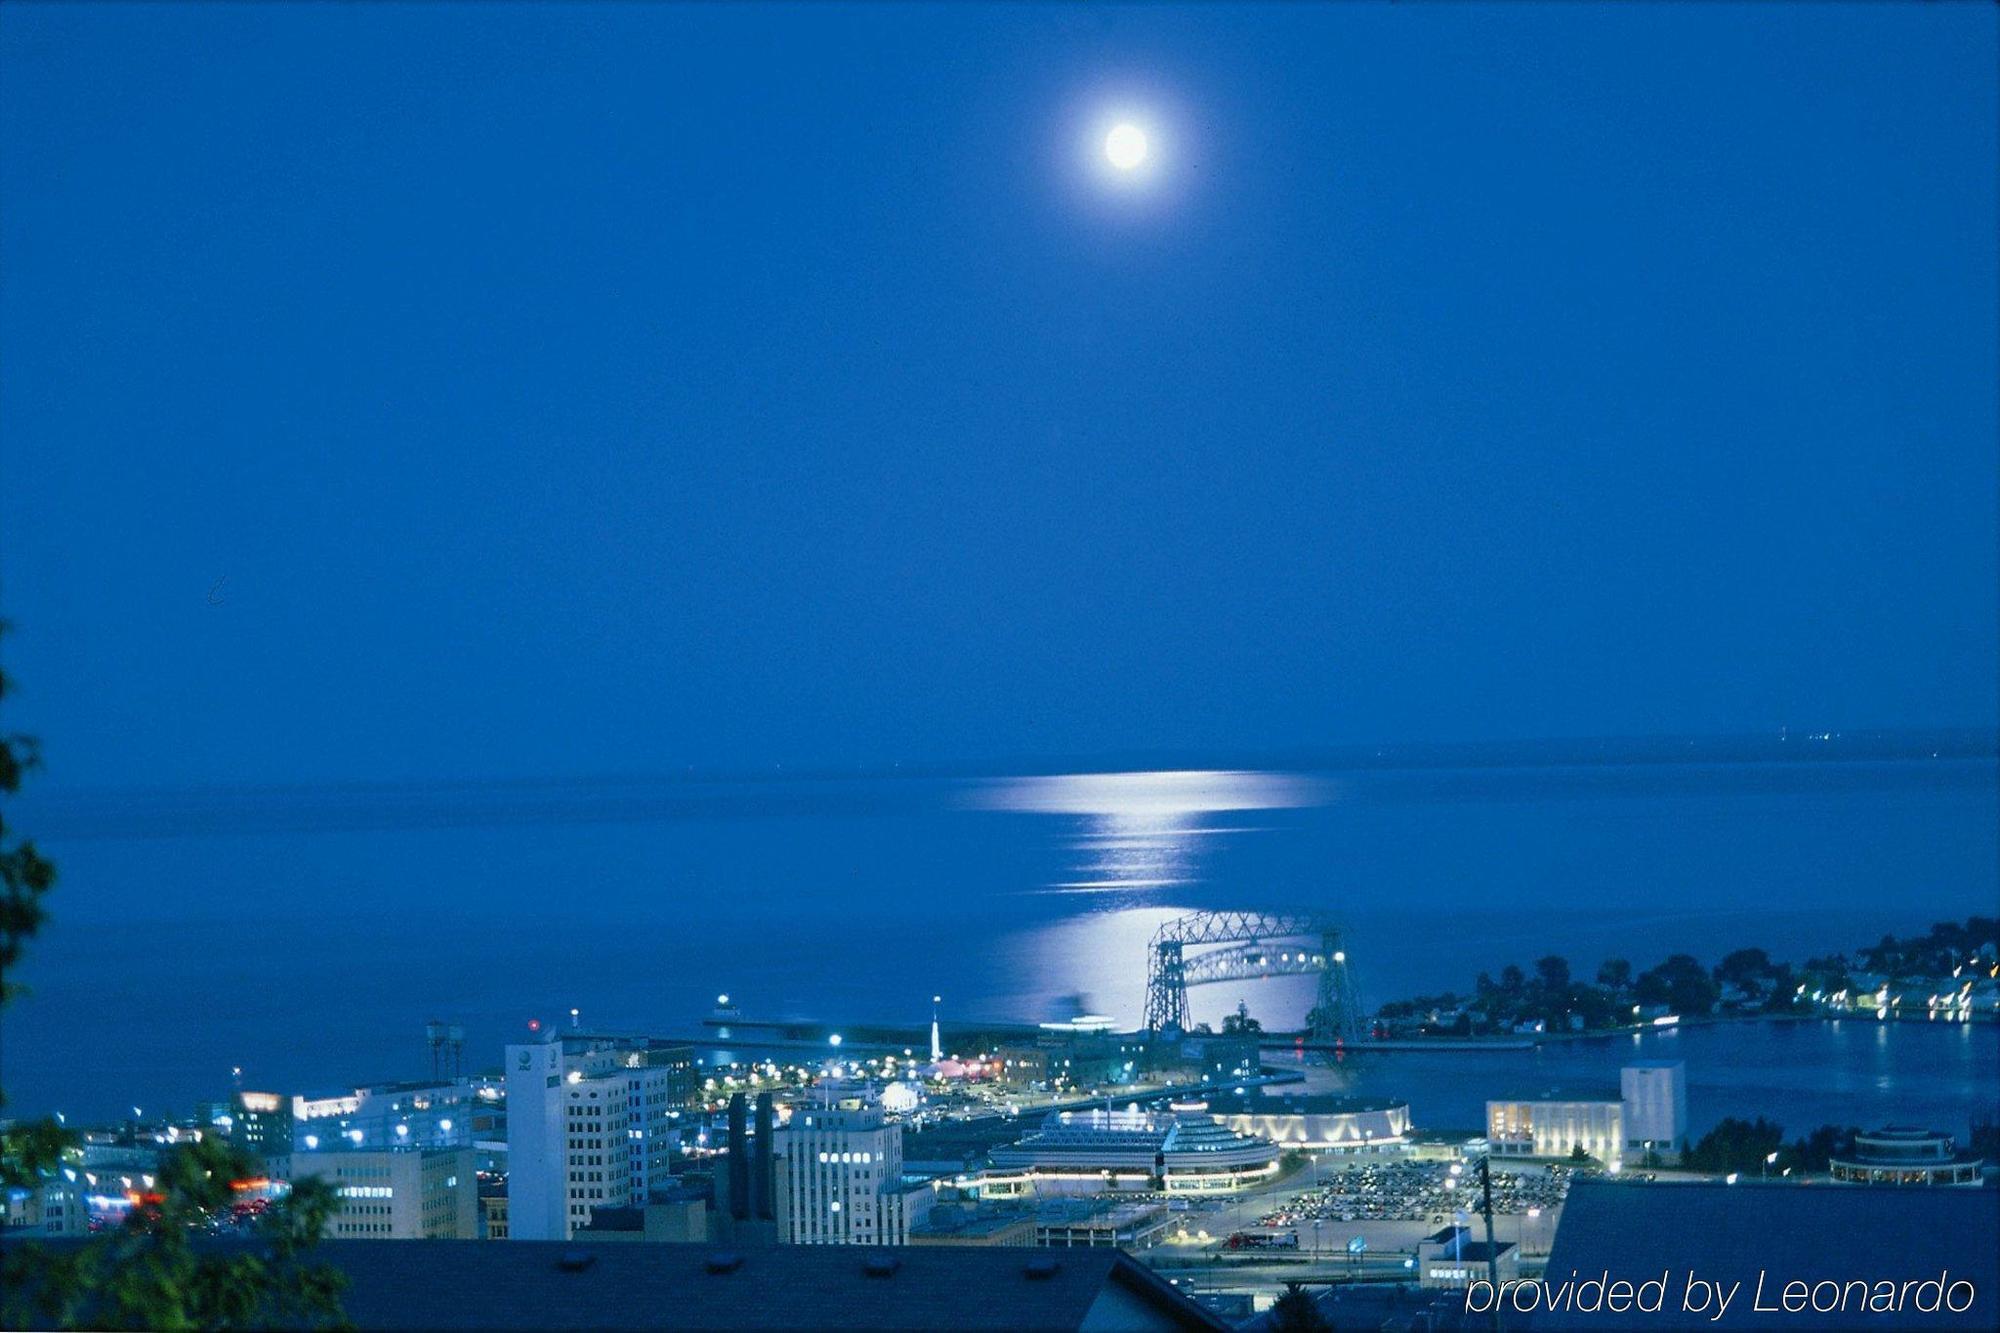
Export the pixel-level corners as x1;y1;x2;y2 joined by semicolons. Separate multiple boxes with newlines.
292;1077;503;1156
284;1146;479;1240
505;1031;696;1240
773;1100;933;1245
1;1175;88;1238
203;1090;294;1162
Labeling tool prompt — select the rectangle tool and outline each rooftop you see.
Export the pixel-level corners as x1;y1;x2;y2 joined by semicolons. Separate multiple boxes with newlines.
1491;1086;1622;1106
0;1240;1228;1332
1543;1182;2000;1329
911;1205;1033;1239
574;1206;645;1234
1429;1240;1514;1263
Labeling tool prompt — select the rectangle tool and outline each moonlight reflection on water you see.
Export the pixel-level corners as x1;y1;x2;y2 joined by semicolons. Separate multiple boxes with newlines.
971;769;1333;895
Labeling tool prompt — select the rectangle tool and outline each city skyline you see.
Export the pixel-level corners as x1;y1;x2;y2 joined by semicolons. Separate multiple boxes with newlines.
2;4;1996;1327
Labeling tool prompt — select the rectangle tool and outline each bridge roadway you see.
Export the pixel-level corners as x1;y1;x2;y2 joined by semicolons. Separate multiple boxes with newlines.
696;1013;1050;1052
1261;1033;1539;1053
668;1018;1539;1059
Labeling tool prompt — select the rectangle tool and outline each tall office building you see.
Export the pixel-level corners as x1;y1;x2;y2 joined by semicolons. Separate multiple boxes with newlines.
504;1030;695;1240
207;1091;293;1162
774;1100;931;1245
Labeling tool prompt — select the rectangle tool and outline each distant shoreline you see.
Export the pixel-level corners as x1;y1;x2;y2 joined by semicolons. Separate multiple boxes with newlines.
1531;1009;1999;1046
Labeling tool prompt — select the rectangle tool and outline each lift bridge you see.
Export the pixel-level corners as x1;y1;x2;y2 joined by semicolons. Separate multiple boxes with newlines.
1142;908;1364;1044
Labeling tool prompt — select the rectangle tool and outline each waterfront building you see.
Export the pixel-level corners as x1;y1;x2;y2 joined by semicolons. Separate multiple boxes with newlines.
1023;1029;1150;1092
1829;1126;1986;1186
774;1101;933;1245
1200;1090;1410;1152
1619;1059;1687;1162
986;1108;1279;1196
1488;1058;1685;1165
1486;1093;1624;1164
505;1031;698;1240
1166;1034;1260;1084
284;1146;477;1239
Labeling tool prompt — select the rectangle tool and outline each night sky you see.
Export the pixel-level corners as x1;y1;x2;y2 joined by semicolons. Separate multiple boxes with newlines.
4;2;1995;789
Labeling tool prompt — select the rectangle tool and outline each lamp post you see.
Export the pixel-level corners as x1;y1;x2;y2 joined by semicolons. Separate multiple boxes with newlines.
1472;1152;1504;1328
1763;1151;1778;1181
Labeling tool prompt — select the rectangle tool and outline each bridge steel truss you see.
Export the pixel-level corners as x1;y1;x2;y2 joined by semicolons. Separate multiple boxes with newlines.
1141;908;1364;1044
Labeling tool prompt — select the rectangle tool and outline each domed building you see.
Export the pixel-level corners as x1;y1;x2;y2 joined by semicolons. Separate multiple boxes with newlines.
985;1108;1280;1197
1830;1126;1985;1187
1197;1089;1411;1151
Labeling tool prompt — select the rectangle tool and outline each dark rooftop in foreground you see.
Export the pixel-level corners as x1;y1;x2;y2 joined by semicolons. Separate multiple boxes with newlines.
1;1238;1228;1332
1542;1181;2000;1328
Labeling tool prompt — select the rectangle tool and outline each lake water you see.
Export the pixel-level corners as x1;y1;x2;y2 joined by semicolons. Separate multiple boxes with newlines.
1293;1019;2000;1140
6;757;1995;1128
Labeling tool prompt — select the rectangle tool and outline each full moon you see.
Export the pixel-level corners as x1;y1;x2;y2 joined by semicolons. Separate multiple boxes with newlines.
1104;123;1148;171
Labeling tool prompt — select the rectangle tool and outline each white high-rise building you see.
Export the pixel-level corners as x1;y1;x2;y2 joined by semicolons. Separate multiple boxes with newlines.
505;1032;695;1240
505;1041;566;1240
775;1101;930;1245
1620;1060;1687;1161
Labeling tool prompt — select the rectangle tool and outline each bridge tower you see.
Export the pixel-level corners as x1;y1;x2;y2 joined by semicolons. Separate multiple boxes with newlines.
1142;939;1190;1036
1307;929;1364;1045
